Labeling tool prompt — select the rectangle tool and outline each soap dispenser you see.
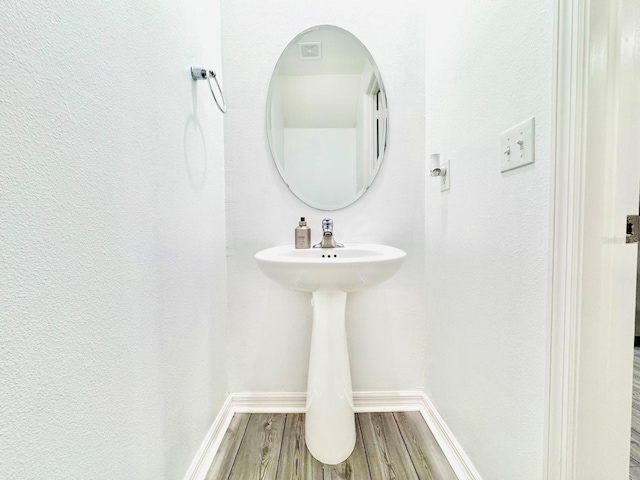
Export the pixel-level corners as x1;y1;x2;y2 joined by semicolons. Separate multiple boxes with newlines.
295;217;311;249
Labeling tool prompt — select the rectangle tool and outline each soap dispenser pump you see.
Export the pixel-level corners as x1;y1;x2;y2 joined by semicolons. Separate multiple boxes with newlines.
295;217;311;249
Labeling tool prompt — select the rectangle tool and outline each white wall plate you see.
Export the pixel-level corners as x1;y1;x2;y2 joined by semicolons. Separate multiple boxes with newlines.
500;117;535;172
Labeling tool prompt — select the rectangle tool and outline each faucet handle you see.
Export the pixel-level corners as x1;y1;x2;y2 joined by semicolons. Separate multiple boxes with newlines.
322;217;333;234
313;217;344;248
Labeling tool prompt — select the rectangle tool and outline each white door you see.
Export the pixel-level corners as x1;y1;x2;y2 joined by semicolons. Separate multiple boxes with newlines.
576;0;640;477
547;0;640;478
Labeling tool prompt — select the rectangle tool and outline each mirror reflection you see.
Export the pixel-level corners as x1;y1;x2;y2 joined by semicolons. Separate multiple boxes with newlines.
266;25;388;210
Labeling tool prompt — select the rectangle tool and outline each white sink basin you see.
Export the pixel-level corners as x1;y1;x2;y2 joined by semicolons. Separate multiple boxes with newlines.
254;243;405;465
254;243;406;292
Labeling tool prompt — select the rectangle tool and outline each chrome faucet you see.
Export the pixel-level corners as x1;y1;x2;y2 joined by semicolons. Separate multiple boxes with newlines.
313;218;344;248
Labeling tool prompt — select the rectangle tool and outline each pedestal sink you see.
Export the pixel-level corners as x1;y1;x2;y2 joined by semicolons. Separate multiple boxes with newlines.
254;244;406;464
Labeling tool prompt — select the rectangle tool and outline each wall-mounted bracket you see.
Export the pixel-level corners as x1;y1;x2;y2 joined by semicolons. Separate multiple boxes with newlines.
429;153;450;192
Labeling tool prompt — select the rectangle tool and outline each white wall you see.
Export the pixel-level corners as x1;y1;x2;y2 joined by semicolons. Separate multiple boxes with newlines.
221;0;426;393
0;1;227;478
423;1;553;479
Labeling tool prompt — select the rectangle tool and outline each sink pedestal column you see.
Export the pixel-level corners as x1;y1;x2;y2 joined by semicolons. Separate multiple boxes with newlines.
305;290;356;465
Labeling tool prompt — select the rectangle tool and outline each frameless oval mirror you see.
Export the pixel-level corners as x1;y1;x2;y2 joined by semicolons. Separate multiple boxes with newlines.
266;25;388;210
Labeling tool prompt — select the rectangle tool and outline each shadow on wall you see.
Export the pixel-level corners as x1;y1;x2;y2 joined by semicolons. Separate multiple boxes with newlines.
184;82;207;191
246;283;313;390
347;287;405;391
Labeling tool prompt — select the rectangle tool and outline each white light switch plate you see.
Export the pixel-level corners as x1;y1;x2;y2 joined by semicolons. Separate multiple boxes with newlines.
500;117;535;172
440;160;450;191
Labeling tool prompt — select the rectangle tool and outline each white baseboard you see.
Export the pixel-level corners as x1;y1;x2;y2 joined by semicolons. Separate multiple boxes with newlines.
182;394;235;480
184;390;481;480
354;390;425;412
231;391;306;413
418;393;482;480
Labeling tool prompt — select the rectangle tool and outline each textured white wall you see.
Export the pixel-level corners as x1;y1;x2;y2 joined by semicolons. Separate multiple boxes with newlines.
0;1;227;479
221;0;426;393
423;1;553;479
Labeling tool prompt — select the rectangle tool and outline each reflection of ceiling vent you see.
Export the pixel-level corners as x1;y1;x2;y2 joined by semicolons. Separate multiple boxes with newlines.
298;42;322;59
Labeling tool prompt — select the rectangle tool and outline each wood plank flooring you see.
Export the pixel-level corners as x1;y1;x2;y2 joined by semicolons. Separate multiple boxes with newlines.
207;412;458;480
631;348;640;480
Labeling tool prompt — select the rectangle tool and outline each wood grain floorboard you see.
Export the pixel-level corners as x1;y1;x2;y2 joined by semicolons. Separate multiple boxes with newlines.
228;413;287;480
394;411;457;480
275;413;324;480
632;348;640;478
322;415;372;480
634;428;640;465
633;382;640;405
359;412;419;480
633;350;640;400
211;412;456;480
632;398;640;433
205;413;250;480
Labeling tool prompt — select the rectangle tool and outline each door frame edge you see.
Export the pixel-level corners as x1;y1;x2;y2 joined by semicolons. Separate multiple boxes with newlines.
545;0;589;478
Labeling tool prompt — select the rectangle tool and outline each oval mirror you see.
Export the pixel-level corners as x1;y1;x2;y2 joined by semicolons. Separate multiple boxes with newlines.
266;25;389;210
